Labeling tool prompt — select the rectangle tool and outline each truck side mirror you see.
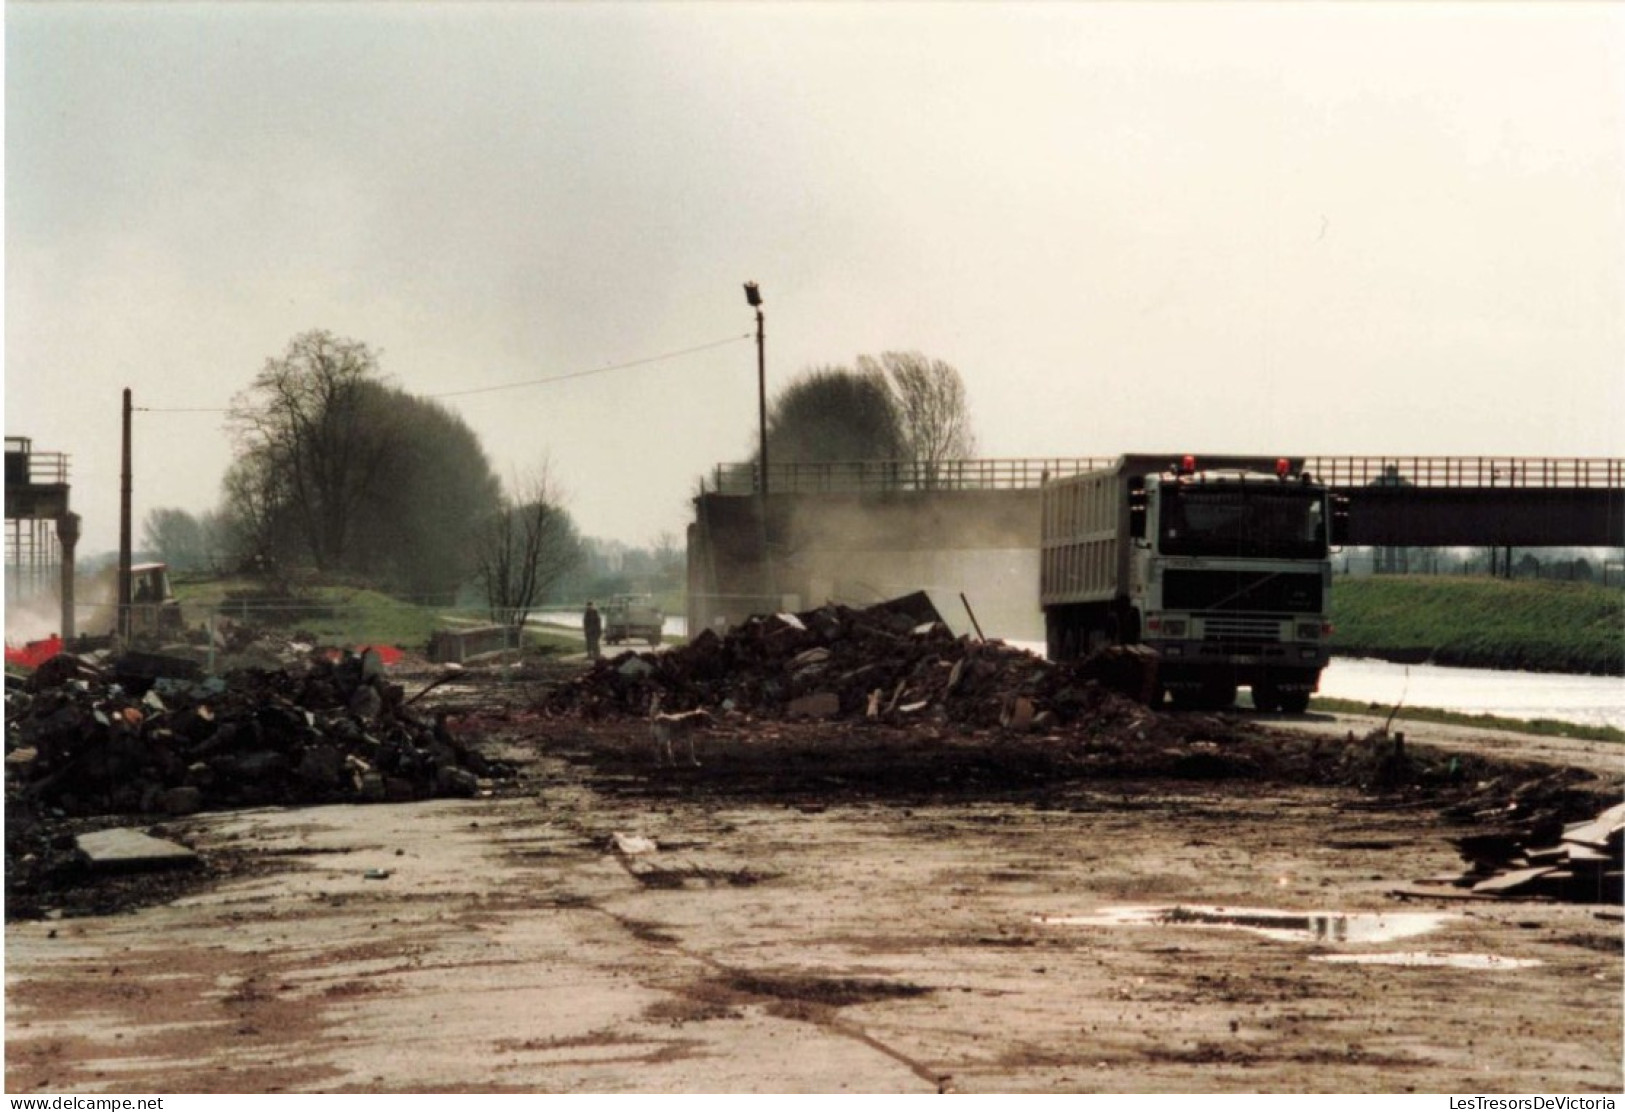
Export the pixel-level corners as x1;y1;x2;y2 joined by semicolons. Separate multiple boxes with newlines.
1329;493;1350;546
1128;481;1148;539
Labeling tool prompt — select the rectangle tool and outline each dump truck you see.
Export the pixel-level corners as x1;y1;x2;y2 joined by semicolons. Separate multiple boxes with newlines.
1040;454;1345;712
604;593;665;647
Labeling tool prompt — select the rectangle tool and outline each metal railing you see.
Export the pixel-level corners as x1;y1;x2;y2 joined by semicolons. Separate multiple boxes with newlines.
709;457;1115;495
4;439;70;486
706;456;1625;495
1304;456;1625;489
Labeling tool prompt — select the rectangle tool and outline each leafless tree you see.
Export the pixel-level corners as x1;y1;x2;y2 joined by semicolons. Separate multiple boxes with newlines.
227;331;402;571
141;507;232;573
651;530;685;577
762;366;904;465
220;450;299;573
858;352;977;487
223;330;502;596
473;468;583;633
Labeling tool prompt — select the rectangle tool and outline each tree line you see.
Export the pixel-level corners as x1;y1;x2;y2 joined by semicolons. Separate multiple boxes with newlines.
142;331;979;628
757;351;976;479
145;330;578;628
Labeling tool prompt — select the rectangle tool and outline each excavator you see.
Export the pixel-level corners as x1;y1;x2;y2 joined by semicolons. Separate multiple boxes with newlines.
123;562;185;640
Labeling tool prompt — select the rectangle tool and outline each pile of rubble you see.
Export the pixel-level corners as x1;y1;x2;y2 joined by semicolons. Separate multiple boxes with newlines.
1446;799;1624;904
543;592;1184;736
5;647;510;818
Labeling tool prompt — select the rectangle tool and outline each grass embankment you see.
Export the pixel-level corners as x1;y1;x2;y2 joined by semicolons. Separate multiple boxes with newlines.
1330;575;1623;676
170;577;581;655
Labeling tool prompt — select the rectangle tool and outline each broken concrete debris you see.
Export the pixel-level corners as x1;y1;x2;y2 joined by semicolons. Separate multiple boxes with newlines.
543;591;1163;733
609;832;659;856
1445;800;1623;904
5;645;512;817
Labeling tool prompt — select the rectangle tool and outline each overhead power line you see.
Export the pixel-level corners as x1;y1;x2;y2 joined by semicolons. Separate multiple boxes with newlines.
426;333;752;399
131;332;753;412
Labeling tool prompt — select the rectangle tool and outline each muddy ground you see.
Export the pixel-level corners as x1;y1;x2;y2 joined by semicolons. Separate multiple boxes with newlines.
5;667;1622;1094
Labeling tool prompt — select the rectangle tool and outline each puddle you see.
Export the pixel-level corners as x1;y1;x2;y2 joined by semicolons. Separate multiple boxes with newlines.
1035;905;1452;945
1312;952;1543;970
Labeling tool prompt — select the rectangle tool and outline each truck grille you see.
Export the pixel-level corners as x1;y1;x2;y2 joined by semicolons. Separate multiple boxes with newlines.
1201;616;1283;643
1164;569;1322;613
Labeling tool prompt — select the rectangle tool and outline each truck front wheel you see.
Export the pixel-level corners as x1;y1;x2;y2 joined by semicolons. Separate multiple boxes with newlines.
1252;680;1282;713
1200;680;1237;710
1278;689;1311;714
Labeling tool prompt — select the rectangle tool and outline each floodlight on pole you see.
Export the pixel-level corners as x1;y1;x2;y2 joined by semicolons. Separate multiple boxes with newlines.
744;282;766;496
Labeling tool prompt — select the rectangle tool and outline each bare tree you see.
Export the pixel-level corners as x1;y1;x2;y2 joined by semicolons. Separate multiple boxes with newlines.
763;366;904;464
227;331;403;571
652;530;683;574
220;450;300;573
224;329;501;595
858;351;977;486
473;469;583;633
140;507;231;572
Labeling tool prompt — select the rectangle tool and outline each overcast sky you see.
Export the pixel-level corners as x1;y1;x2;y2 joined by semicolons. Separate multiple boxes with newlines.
6;1;1622;560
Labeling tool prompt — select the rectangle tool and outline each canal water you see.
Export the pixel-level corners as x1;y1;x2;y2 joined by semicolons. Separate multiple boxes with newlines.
1317;657;1624;732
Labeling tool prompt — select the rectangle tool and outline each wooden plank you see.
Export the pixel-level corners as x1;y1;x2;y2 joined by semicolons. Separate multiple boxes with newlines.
1471;866;1556;895
1565;844;1615;864
1412;873;1476;887
1388;887;1493;903
1524;846;1568;866
1562;803;1625;849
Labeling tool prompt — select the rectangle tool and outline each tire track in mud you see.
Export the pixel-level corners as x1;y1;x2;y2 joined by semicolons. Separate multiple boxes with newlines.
499;758;950;1090
590;890;948;1093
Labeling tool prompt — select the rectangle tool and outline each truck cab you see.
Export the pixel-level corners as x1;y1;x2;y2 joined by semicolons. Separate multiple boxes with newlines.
604;594;664;647
1134;460;1334;711
125;562;185;640
1042;454;1345;712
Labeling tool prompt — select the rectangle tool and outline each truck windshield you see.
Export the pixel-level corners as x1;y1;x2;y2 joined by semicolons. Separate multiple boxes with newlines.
1158;484;1327;559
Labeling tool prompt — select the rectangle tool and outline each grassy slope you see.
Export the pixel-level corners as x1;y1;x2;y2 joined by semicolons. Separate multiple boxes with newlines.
170;577;580;654
1330;575;1623;676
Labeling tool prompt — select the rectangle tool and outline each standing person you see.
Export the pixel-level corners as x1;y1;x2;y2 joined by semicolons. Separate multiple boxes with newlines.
583;601;602;659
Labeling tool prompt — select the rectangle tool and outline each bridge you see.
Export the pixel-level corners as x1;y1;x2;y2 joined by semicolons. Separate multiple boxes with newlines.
4;437;80;638
686;455;1625;640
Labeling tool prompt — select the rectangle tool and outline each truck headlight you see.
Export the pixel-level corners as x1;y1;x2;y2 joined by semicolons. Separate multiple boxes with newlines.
1162;619;1186;638
1296;622;1320;641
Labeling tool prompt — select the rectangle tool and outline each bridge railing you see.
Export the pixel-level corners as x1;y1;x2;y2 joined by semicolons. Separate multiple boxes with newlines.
1306;457;1625;489
709;457;1115;495
706;456;1625;495
4;440;69;486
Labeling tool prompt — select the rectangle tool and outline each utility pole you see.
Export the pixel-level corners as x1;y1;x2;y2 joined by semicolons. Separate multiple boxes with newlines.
117;388;132;641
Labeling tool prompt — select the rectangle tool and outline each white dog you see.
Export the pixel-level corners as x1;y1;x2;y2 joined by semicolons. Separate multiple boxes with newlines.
649;693;711;767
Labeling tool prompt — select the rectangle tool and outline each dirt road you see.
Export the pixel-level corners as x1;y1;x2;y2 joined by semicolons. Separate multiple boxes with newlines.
5;708;1621;1094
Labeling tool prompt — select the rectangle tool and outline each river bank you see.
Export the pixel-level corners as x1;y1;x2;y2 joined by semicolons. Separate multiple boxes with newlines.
1330;575;1623;676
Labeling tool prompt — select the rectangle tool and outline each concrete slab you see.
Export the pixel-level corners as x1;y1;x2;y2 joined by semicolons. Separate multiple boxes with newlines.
76;828;199;871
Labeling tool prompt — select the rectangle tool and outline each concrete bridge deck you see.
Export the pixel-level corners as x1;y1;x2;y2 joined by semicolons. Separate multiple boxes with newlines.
687;456;1624;637
698;455;1625;547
